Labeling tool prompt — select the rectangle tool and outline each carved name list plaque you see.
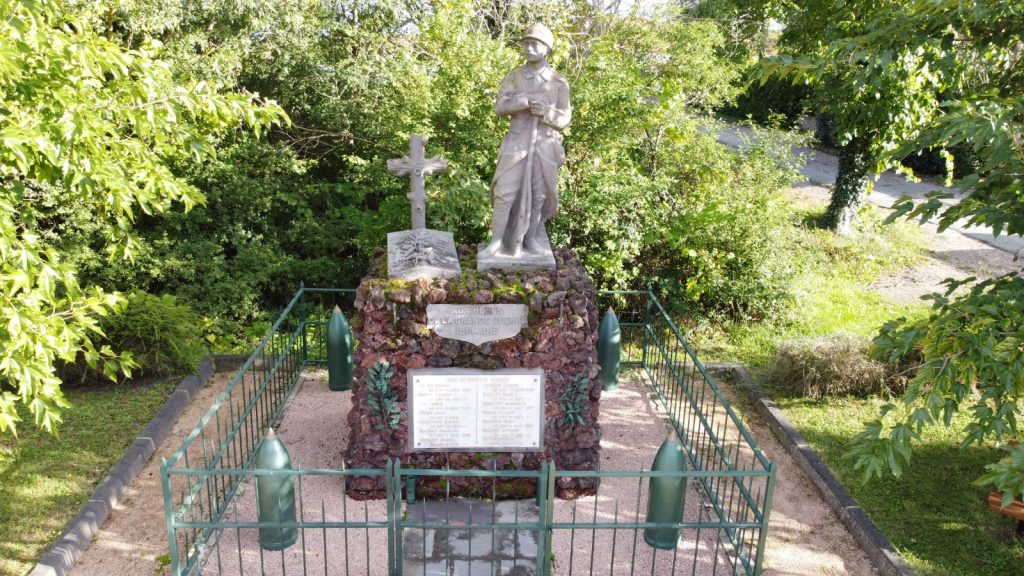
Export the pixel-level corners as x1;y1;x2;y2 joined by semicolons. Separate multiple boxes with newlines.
407;368;544;452
426;304;528;345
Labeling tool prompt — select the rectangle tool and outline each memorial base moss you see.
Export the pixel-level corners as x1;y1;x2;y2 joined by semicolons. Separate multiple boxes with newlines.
345;246;601;499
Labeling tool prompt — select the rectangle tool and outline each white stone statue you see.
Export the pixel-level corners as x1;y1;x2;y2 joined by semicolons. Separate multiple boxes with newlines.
478;23;571;270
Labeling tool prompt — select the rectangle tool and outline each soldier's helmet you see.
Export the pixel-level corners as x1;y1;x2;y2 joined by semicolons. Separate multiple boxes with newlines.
522;23;554;49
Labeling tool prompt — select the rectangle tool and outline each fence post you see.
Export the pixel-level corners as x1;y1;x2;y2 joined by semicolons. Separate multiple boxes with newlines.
642;286;653;369
546;463;556;574
535;462;556;575
159;458;181;576
753;463;777;575
298;282;308;364
387;459;400;576
535;463;548;575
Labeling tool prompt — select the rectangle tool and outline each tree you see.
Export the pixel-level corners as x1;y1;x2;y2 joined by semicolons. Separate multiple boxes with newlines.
718;0;1024;497
802;0;1024;499
755;0;948;233
0;0;286;434
25;0;800;349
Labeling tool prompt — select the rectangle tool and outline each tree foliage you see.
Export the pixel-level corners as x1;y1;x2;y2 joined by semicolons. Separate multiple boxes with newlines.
795;0;1024;499
756;0;950;231
722;0;1024;496
60;1;800;325
3;0;806;433
0;0;285;434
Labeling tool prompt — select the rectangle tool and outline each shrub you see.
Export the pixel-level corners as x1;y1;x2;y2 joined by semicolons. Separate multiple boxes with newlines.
645;126;806;321
105;291;206;379
899;145;978;179
722;74;813;129
768;335;907;398
61;291;206;386
555;16;747;296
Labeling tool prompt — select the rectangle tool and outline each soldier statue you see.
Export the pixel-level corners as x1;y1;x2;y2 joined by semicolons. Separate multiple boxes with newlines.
480;23;571;261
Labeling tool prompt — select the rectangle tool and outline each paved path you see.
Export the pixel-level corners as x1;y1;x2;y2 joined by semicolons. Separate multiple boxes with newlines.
717;126;1024;257
402;500;539;576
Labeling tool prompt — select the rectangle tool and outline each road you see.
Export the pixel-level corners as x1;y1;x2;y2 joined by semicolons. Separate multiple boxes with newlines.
716;126;1024;256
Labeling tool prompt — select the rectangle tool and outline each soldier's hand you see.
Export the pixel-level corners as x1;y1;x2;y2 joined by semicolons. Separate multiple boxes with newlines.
528;100;547;117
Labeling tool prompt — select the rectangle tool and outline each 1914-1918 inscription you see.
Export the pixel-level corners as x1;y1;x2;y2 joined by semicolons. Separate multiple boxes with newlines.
426;304;528;345
408;368;544;452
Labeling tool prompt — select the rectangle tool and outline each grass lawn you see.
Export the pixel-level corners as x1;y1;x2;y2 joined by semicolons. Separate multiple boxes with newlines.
704;190;1024;575
699;197;930;370
0;380;177;576
779;396;1024;575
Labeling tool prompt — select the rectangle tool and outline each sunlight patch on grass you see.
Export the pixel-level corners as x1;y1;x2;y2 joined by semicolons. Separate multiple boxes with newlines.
0;381;176;576
779;397;1024;576
698;198;932;371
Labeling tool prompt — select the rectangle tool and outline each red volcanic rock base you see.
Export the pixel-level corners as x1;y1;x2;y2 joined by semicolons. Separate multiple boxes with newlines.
345;246;601;499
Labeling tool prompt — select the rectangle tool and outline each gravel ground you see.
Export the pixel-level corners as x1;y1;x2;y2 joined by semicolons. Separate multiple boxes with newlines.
55;155;1024;576
70;366;875;576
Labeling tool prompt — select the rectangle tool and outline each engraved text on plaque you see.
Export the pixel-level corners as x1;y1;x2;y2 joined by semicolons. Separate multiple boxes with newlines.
408;368;544;452
426;304;528;345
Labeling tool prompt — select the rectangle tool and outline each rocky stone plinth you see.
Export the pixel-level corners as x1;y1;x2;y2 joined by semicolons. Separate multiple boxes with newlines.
345;246;601;499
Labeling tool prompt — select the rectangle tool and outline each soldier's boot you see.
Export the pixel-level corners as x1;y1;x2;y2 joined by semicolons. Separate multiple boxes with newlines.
482;211;510;256
522;216;545;255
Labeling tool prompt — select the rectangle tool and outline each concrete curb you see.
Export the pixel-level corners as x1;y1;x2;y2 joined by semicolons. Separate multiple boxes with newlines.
707;363;915;576
28;355;235;576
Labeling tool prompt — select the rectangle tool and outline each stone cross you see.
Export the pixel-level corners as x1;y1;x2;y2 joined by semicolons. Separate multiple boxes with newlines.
387;135;448;230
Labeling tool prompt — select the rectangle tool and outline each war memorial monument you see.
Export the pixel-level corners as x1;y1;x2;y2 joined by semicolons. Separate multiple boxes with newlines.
344;24;604;499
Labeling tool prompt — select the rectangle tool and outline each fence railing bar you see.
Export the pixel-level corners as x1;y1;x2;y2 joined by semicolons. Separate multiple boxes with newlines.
445;470;452;575
280;526;287;575
645;293;772;472
170;467;388;477
689;523;701;576
171;329;305;522
643;324;766;524
162;287;774;576
710;522;723;576
297;474;309;576
172;519;391;530
669;525;680;575
340;471;349;576
403;520;546;530
547;520;764;530
589;470;600;576
363;501;371;576
160;458;181;575
569;498;578;574
630;472;642;576
397;468;545;479
609;501;619;576
731;527;746;575
491;466;498;575
258;522;267;574
642;328;688;436
166;288;305;469
753;462;777;575
390;459;401;576
177;339;313;570
552;469;771;479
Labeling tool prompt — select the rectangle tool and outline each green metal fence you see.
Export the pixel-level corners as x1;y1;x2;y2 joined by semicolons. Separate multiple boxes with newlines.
161;287;775;575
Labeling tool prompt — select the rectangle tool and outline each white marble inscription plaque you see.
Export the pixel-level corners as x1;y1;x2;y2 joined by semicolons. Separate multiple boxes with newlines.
408;368;544;452
426;304;528;345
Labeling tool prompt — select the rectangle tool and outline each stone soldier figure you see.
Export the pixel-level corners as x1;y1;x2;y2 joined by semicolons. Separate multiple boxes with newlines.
480;23;571;261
